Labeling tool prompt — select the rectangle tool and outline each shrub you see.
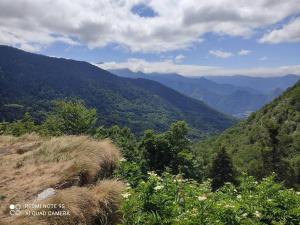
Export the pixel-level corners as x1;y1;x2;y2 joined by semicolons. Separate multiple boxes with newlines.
42;100;97;135
119;172;300;225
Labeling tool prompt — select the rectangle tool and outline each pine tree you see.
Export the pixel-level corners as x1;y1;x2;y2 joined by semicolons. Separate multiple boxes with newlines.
261;121;295;185
210;146;235;191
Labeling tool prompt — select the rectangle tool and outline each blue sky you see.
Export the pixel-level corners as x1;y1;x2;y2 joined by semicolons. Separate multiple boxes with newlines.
1;0;300;76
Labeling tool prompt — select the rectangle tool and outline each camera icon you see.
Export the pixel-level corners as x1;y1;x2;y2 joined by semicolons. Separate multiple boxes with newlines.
9;204;22;216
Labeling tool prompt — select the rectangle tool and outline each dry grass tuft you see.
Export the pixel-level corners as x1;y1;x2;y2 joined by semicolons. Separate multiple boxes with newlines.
5;180;125;225
0;135;122;224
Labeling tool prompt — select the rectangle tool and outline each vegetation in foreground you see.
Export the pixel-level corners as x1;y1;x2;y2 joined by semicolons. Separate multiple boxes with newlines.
1;99;300;224
119;171;300;225
0;134;124;224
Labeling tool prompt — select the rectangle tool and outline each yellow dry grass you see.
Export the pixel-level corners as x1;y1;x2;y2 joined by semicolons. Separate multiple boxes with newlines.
0;135;123;224
5;180;125;225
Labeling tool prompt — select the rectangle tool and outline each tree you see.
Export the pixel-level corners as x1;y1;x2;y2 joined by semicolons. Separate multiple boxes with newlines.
43;100;97;135
141;129;170;172
210;146;235;191
140;121;199;178
21;112;36;132
261;121;295;185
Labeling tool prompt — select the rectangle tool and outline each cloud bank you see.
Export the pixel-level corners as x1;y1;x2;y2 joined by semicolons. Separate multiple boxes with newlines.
0;0;300;52
99;58;300;77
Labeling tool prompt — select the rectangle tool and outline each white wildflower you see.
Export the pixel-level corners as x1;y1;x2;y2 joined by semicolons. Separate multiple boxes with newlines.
198;195;207;201
254;211;261;218
119;158;127;162
147;171;157;177
154;185;163;191
296;192;300;195
237;195;242;199
121;193;131;199
242;213;248;217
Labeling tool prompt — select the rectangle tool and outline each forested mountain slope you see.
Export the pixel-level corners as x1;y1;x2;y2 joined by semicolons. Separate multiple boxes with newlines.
0;46;235;137
194;81;300;187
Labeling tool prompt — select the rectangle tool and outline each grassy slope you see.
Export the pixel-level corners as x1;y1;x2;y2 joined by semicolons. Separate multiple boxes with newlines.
0;134;124;225
194;81;300;182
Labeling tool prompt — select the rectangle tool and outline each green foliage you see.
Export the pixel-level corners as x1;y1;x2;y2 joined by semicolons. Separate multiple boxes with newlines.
140;121;202;179
114;161;146;188
210;147;236;191
0;100;97;136
194;81;300;188
93;125;141;162
0;45;235;138
260;121;295;185
0;112;36;136
120;172;300;225
42;100;97;135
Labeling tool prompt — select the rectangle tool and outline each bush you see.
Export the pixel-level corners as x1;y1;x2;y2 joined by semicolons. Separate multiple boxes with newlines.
119;172;300;225
0;112;36;136
42;100;97;135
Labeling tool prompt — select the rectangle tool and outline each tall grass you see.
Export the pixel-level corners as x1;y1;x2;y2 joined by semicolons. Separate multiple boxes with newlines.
0;135;123;224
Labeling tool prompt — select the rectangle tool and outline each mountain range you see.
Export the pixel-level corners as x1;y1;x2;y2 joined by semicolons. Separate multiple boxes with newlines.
207;75;300;94
110;69;300;118
0;45;235;138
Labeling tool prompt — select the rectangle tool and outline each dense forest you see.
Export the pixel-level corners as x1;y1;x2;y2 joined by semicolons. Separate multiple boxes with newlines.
194;80;300;188
0;45;235;138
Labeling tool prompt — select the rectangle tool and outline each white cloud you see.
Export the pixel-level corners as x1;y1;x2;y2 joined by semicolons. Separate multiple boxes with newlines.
99;58;300;77
238;49;252;56
259;17;300;44
209;50;233;58
0;0;299;52
175;54;185;63
259;56;268;61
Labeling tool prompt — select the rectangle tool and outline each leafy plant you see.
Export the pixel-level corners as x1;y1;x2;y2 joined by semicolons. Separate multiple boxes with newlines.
119;172;300;225
42;100;97;135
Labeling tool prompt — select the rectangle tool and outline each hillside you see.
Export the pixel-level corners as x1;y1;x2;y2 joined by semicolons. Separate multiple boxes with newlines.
0;134;124;224
0;46;235;137
194;80;300;187
1;134;299;225
109;69;290;117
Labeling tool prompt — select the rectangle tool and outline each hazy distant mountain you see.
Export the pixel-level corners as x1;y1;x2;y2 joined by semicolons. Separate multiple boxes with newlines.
110;69;294;118
0;45;235;137
206;75;300;94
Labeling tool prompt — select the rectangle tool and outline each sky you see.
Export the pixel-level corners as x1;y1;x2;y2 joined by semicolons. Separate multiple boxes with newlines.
0;0;300;77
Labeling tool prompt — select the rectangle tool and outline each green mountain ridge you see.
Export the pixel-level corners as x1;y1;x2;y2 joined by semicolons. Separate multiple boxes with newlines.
0;45;235;137
194;80;300;186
